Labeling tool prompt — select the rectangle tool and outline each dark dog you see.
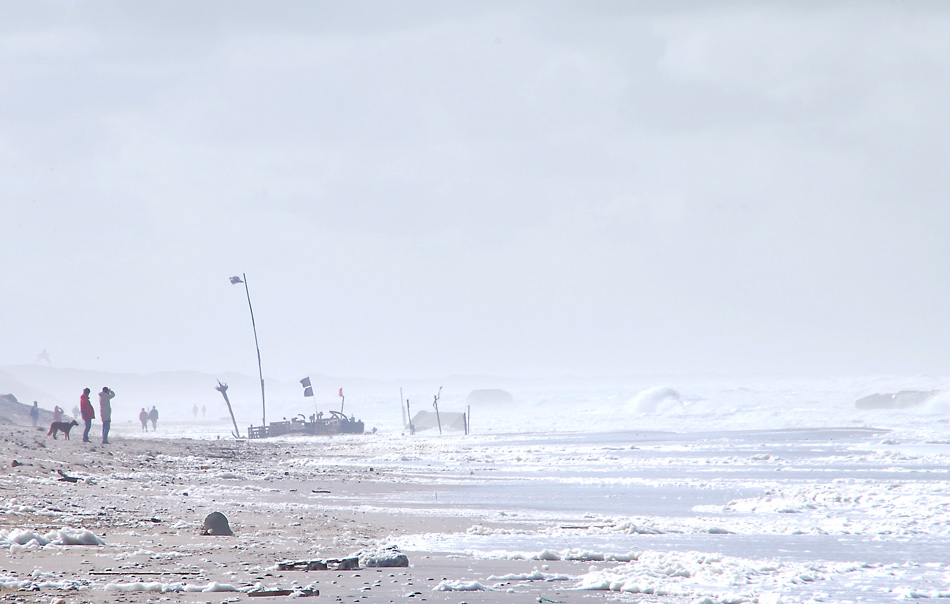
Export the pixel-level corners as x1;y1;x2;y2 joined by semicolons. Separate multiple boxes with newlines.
47;420;79;440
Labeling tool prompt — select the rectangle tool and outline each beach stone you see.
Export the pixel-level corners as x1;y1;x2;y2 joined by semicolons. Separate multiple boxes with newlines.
200;511;234;536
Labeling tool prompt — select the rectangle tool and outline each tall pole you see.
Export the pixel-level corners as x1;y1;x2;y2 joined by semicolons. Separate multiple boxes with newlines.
233;273;266;428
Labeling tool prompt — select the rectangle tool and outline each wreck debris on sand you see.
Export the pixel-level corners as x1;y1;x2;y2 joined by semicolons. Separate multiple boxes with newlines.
247;410;364;439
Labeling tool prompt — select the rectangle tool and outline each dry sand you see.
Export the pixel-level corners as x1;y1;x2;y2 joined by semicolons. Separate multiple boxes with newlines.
0;424;680;604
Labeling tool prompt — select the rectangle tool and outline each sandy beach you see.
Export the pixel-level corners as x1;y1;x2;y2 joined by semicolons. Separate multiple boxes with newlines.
7;374;950;604
1;423;674;604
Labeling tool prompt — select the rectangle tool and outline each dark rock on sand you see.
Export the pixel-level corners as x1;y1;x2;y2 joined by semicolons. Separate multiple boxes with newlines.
200;511;234;536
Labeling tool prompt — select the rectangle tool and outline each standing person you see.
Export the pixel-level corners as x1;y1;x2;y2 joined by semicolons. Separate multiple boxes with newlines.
80;388;94;442
139;408;149;431
192;404;198;418
52;406;64;423
99;387;115;444
148;405;159;430
29;401;39;427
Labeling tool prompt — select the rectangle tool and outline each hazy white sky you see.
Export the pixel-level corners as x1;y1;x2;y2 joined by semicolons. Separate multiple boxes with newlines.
3;2;949;381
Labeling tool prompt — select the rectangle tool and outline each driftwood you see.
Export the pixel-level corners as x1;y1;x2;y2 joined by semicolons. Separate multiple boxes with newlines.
91;571;200;576
277;557;359;571
57;469;79;483
247;588;318;597
247;589;293;597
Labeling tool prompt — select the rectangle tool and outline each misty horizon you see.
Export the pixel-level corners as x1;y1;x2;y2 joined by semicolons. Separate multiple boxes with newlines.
3;3;948;381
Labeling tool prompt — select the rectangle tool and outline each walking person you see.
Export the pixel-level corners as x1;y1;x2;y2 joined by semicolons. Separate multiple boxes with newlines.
139;408;149;431
148;406;159;430
99;387;115;444
29;401;39;427
80;388;94;442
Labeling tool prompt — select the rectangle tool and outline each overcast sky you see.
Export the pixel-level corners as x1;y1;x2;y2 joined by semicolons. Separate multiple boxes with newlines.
2;2;949;381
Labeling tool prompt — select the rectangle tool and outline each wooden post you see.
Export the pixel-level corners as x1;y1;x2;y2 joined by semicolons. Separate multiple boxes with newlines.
433;386;443;435
216;381;243;439
400;387;407;427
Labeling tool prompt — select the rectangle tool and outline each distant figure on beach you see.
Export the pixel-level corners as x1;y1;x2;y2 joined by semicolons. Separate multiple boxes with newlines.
201;405;206;418
52;406;64;423
72;405;80;418
193;404;198;418
80;388;94;442
149;406;158;430
99;387;115;444
139;408;149;431
29;401;39;427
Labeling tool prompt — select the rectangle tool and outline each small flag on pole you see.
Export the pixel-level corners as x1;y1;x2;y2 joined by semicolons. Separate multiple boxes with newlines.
338;388;344;398
230;275;244;284
300;377;313;398
300;377;311;388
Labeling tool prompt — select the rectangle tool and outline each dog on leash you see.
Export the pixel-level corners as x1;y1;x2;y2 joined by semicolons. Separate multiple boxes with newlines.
47;419;79;440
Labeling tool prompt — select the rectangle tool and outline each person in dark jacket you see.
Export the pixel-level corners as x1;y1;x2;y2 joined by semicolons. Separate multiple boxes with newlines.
148;406;159;430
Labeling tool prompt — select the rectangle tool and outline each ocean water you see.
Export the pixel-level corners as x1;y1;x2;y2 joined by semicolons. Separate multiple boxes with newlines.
111;375;950;603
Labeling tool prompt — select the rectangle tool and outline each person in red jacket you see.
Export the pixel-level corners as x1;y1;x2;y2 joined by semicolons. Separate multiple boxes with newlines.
80;388;95;443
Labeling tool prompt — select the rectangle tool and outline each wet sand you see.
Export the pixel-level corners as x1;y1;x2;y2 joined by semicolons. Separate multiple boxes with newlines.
0;424;681;604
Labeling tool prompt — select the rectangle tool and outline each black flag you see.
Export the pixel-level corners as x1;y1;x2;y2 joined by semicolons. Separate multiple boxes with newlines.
300;377;313;397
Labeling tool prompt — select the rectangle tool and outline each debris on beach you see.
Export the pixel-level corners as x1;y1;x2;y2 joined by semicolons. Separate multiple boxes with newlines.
276;547;410;572
200;511;234;536
246;588;294;597
247;586;319;597
276;557;360;571
56;469;79;483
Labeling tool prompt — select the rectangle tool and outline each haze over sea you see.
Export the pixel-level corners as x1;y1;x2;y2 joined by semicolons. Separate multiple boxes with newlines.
4;365;950;602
